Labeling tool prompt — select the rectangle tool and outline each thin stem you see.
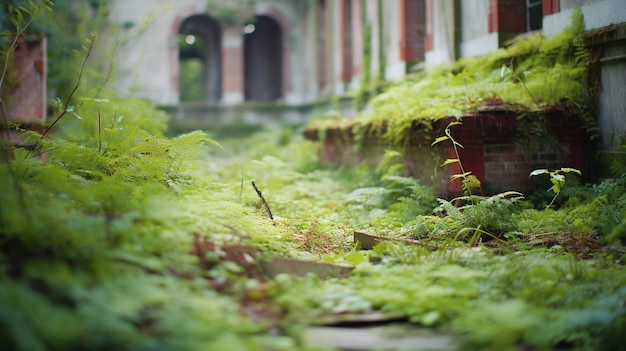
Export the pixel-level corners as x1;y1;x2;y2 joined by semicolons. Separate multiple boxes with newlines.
98;109;102;154
0;1;50;225
446;125;466;175
41;35;96;139
546;189;560;210
26;34;96;159
251;181;275;225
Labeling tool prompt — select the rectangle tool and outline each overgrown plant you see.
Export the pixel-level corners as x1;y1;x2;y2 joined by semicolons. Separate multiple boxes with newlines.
309;9;592;149
431;121;482;198
431;121;523;245
530;167;582;209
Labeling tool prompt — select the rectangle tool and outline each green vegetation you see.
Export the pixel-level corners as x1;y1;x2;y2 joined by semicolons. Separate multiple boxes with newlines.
530;167;583;209
1;3;625;351
308;9;593;148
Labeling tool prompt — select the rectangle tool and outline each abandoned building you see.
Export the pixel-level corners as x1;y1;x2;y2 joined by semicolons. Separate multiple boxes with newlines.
3;0;623;195
102;0;624;195
106;1;623;136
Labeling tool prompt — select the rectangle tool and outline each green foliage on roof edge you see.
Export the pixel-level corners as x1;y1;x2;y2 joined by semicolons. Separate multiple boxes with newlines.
308;8;591;147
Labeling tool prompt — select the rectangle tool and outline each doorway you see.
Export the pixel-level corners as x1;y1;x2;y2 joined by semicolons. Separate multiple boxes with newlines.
243;15;283;102
179;15;222;103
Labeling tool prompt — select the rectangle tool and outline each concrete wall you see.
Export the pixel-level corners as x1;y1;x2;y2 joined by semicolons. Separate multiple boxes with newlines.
544;0;626;35
459;0;499;58
543;0;626;162
425;0;457;67
108;0;187;105
383;0;405;80
598;42;626;150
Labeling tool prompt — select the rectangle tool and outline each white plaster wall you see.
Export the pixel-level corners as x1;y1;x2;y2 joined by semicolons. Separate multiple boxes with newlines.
461;0;489;41
543;0;626;36
460;32;500;57
425;0;456;68
543;0;626;150
365;0;380;82
299;3;318;103
382;0;405;81
109;0;210;105
459;0;499;58
598;48;626;150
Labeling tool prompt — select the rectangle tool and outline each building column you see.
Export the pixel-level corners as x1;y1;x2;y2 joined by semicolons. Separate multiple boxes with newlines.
425;0;433;51
221;26;244;105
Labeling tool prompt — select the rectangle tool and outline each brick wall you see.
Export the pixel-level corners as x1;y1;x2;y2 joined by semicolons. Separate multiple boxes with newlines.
400;0;426;61
489;0;527;33
542;0;559;15
483;144;570;194
305;109;592;198
5;35;47;123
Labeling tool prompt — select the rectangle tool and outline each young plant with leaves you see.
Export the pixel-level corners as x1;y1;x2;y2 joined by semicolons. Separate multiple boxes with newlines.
430;121;524;245
530;167;582;209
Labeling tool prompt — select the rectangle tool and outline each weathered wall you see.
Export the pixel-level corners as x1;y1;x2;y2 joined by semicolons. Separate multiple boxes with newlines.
425;0;457;67
4;35;47;124
544;0;626;175
107;0;302;106
108;0;185;105
306;112;592;198
544;0;626;35
459;0;499;58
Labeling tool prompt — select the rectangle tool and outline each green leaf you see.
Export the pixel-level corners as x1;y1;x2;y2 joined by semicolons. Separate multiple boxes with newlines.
431;136;450;146
344;252;366;265
551;174;565;183
529;169;549;177
560;167;582;176
440;158;460;167
450;172;472;181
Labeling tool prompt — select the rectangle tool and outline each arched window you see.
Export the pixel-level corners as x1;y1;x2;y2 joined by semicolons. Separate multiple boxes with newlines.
243;15;283;102
179;15;222;103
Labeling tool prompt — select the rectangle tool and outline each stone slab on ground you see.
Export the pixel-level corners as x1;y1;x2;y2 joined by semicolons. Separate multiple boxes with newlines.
305;325;457;351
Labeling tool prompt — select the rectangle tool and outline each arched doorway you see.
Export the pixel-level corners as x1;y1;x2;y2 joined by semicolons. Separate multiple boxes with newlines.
244;15;283;102
179;15;221;103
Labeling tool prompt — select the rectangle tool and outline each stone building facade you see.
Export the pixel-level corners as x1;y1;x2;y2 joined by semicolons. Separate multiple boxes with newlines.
106;0;625;153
